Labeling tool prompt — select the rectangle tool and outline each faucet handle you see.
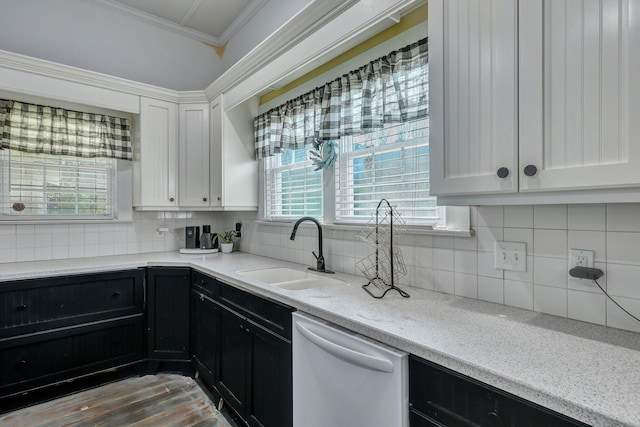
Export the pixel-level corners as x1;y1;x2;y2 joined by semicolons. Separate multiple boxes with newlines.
312;251;319;260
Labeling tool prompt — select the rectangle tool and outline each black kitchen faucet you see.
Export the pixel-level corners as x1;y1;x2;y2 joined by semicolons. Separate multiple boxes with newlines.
290;217;334;274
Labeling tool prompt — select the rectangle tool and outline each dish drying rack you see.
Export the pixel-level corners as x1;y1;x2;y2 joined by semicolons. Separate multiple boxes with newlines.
357;199;410;299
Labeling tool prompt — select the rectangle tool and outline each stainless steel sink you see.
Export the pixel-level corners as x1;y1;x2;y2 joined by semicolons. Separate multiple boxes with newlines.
237;267;347;290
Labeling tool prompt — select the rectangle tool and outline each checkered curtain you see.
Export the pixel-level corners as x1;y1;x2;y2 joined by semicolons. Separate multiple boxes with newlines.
0;99;132;160
253;38;428;159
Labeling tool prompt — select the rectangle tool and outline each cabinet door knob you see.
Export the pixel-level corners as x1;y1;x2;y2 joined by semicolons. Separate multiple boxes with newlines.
523;165;538;177
16;304;27;311
112;291;120;298
17;360;27;367
496;167;509;178
200;294;205;302
169;197;175;202
486;410;503;427
217;196;221;201
203;197;207;202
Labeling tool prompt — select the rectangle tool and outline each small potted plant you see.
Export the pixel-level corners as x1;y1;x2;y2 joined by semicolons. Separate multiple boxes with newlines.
215;230;237;253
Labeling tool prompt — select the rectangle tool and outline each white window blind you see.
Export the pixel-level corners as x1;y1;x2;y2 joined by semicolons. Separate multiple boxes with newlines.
265;146;322;219
335;118;442;224
0;149;115;219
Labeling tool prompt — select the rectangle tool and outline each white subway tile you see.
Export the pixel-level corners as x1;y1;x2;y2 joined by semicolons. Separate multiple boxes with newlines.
568;204;606;231
504;255;533;283
414;235;434;247
607;203;640;232
477;227;503;252
0;225;16;235
534;285;567;317
454;250;477;275
503;228;534;250
454;234;477;251
16;233;35;249
413;267;434;290
533;229;567;258
568;231;606;262
434;270;454;294
504;205;534;228
0;248;17;263
455;273;478;299
434;248;454;271
0;235;17;249
606;263;640;299
434;236;454;249
16;247;35;262
68;245;85;259
504;280;534;310
533;256;567;288
16;225;35;235
51;246;69;260
34;246;52;261
478;251;504;279
533;205;567;229
478;276;504;304
477;206;504;227
607;232;640;265
568;290;606;325
606;297;640;333
414;246;434;269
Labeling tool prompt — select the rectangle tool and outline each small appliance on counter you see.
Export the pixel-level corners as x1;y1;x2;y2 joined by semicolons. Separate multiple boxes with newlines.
180;225;218;254
185;226;200;249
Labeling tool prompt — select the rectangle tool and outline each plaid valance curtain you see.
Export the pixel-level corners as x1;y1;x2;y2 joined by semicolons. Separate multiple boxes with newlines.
0;99;132;160
254;37;428;159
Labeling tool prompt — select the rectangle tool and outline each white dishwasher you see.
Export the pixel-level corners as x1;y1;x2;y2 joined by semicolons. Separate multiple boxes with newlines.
292;312;409;427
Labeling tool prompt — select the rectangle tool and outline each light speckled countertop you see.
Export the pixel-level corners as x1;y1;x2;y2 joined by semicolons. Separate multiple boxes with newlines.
1;251;639;426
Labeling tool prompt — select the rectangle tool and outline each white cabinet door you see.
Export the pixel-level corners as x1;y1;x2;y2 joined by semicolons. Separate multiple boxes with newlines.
519;0;640;192
138;97;178;208
429;0;518;196
179;103;210;207
209;96;223;208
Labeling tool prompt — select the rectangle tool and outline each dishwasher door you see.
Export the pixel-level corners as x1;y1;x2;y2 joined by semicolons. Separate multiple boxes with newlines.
292;312;408;427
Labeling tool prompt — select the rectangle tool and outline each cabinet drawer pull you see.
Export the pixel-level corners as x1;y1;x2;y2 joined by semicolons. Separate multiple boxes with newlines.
496;167;509;178
112;291;120;298
16;304;28;311
200;293;205;302
523;164;538;177
486;410;503;426
17;360;27;367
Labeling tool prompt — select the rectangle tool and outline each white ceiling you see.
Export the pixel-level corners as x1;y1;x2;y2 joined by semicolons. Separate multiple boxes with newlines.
91;0;269;46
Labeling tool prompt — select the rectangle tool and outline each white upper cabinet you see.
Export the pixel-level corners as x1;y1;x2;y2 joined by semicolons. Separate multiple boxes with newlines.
429;0;518;196
209;94;259;211
519;0;640;192
430;0;640;204
179;103;210;207
135;97;179;209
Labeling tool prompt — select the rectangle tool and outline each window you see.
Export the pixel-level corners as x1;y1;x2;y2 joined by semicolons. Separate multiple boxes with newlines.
264;145;322;218
0;150;115;219
336;117;441;224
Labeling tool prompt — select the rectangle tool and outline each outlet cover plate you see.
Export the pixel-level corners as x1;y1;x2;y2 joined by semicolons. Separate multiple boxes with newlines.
495;241;527;272
569;249;594;276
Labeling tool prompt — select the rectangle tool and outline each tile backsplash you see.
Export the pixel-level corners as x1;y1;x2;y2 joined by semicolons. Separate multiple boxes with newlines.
238;204;640;334
0;211;235;263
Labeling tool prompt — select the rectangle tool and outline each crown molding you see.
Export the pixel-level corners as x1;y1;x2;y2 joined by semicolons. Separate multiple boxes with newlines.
0;49;192;104
205;0;360;101
218;0;269;45
80;0;222;45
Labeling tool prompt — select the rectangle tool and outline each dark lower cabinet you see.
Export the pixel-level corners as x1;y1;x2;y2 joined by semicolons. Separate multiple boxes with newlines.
214;282;293;427
0;269;146;412
191;288;218;385
147;267;191;362
409;355;590;427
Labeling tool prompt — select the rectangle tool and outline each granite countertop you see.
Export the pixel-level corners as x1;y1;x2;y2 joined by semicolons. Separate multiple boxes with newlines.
1;251;639;426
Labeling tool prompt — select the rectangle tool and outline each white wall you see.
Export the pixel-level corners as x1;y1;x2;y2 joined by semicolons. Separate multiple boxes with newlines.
0;0;221;91
221;0;313;72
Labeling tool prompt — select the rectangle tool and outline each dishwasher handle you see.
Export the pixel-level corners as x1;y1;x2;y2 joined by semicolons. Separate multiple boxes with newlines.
296;322;394;373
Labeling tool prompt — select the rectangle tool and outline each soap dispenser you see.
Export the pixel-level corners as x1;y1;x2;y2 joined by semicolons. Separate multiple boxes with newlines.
200;225;213;249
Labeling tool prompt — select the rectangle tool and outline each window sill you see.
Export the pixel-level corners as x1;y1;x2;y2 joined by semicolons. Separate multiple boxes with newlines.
254;220;474;238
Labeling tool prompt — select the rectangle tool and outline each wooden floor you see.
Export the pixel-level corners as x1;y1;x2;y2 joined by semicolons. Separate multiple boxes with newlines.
0;374;232;427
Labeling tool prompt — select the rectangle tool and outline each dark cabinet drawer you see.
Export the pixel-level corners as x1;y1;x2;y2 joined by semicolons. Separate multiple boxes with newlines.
0;269;144;338
409;356;589;427
191;270;219;298
218;282;293;339
1;316;144;394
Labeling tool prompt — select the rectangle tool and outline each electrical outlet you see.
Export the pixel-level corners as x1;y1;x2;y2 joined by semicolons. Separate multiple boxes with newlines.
569;249;594;278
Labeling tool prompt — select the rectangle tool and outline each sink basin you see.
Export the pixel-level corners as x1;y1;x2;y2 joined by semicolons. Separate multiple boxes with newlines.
237;267;347;290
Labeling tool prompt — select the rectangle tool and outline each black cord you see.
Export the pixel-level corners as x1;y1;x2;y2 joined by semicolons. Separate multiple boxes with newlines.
593;279;640;324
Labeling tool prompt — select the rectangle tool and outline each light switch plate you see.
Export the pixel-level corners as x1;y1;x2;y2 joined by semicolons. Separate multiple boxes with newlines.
495;241;527;272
